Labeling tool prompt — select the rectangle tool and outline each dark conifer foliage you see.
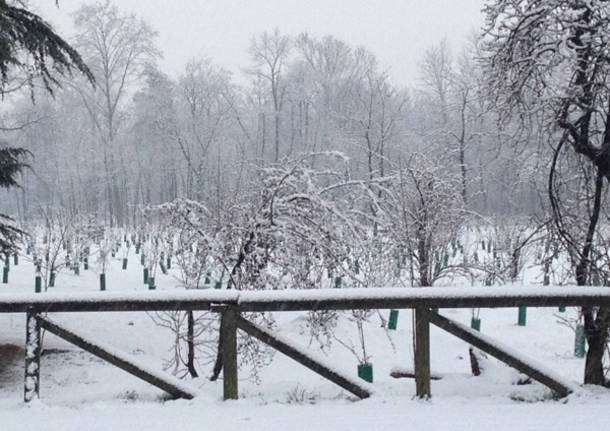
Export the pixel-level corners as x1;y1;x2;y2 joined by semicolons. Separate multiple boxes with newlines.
0;146;28;253
0;1;93;254
0;0;94;96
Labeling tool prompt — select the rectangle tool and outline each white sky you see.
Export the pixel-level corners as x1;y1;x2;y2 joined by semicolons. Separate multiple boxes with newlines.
31;0;486;87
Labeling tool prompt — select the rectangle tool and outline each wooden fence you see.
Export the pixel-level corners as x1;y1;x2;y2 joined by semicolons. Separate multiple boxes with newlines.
3;286;609;402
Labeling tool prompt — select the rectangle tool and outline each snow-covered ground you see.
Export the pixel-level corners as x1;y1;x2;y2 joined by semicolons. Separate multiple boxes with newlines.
1;251;609;430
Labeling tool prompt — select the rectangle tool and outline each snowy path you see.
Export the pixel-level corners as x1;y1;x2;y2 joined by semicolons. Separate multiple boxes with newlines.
2;391;609;431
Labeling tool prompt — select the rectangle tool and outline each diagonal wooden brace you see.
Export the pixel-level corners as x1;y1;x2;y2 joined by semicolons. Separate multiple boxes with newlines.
234;313;370;399
422;309;572;398
37;315;196;400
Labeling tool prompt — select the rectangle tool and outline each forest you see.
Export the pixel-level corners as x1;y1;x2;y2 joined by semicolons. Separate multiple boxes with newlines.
1;2;610;428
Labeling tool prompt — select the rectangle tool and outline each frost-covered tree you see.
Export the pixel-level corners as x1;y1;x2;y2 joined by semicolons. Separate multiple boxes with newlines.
248;29;292;163
482;0;610;385
71;0;159;226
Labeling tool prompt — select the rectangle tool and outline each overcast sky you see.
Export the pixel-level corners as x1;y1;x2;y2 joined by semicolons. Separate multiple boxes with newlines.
31;0;486;87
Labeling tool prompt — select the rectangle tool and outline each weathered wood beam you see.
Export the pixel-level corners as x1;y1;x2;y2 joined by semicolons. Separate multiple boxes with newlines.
24;308;41;402
0;300;218;313
234;314;371;399
414;308;431;398
235;296;610;312
390;370;443;380
37;316;196;400
423;310;573;398
220;308;238;400
1;286;610;313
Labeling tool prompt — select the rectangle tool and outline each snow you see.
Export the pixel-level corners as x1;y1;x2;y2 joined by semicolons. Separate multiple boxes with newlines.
39;316;198;399
2;393;609;431
0;285;608;311
239;318;374;396
1;251;609;430
432;312;577;393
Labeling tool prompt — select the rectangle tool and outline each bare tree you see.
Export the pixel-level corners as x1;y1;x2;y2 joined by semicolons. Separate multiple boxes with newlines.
248;29;292;163
72;0;159;227
482;0;610;385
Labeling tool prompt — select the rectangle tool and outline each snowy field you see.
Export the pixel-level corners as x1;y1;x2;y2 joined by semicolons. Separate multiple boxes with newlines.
1;252;609;431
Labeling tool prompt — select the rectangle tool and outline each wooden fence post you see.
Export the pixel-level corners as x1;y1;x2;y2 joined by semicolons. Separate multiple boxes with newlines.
221;308;238;400
24;307;41;402
414;308;431;398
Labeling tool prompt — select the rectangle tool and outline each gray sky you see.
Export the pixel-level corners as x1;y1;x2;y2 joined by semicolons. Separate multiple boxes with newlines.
32;0;486;87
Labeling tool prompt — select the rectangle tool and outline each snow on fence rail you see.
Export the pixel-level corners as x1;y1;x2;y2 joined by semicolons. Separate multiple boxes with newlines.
8;285;610;403
0;285;609;313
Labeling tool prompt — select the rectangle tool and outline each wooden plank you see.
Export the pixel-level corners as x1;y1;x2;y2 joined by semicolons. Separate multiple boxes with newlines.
390;370;442;380
0;286;609;313
221;308;238;400
234;314;371;399
423;310;572;397
0;299;218;313
235;296;610;312
414;308;431;398
37;316;196;400
24;308;40;402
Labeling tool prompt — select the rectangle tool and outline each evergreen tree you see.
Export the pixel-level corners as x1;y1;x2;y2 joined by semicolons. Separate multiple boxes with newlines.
0;0;93;95
0;1;93;253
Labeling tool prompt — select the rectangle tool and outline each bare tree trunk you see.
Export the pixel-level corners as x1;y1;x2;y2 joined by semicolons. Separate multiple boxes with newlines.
576;172;608;385
186;311;198;378
584;308;609;385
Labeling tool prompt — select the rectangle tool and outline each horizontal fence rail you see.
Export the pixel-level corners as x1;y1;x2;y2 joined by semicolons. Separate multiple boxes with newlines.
7;285;608;402
0;286;609;313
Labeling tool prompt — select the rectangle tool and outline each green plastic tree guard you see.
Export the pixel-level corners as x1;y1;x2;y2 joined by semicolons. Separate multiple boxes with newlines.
140;253;145;266
543;273;550;286
159;261;167;275
204;274;211;286
2;267;7;283
354;260;360;275
35;276;41;293
49;272;55;287
148;277;155;290
357;364;373;383
518;306;527;326
74;264;80;276
334;277;342;288
143;267;149;284
100;273;106;291
122;258;128;270
471;317;481;331
388;309;399;330
13;254;18;265
574;324;586;358
558;306;566;313
166;257;171;270
84;258;88;270
214;281;222;289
